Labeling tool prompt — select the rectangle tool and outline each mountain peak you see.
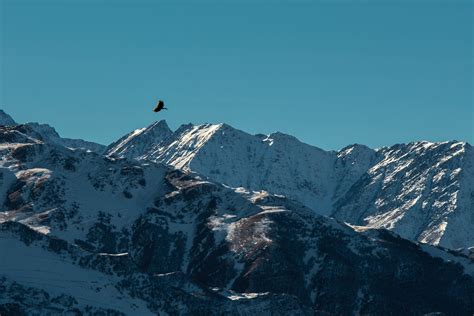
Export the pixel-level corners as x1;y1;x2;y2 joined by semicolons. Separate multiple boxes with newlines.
25;122;61;140
105;120;173;158
338;143;376;158
146;120;170;132
265;131;300;144
0;110;16;126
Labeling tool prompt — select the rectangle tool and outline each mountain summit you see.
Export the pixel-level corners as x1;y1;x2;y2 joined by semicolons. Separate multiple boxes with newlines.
0;110;473;315
107;121;474;249
106;120;172;158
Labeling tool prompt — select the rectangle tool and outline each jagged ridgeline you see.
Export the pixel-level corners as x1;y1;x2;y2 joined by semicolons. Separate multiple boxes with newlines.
0;110;473;315
106;119;474;250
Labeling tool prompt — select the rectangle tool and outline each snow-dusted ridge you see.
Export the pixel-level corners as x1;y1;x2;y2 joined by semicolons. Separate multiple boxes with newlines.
0;109;106;153
105;120;172;158
26;122;106;153
0;110;473;314
107;120;473;250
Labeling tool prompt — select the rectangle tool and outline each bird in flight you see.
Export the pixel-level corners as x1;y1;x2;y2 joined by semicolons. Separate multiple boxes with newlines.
153;100;167;112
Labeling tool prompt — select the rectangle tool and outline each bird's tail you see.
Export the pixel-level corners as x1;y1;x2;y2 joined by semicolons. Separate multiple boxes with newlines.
163;107;168;110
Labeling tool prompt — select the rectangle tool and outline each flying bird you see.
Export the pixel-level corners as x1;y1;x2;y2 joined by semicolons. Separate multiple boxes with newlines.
153;100;167;112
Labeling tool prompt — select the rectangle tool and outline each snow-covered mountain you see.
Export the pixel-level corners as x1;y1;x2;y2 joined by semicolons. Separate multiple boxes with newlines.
1;110;473;314
1;121;474;315
333;141;474;250
106;121;473;250
106;120;172;158
106;123;359;216
25;122;106;153
0;123;311;314
0;110;105;153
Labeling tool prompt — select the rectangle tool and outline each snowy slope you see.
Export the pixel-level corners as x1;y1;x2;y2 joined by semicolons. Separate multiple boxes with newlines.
108;121;473;249
2;121;474;315
105;120;172;158
333;141;474;249
0;125;311;315
108;123;341;215
0;231;154;315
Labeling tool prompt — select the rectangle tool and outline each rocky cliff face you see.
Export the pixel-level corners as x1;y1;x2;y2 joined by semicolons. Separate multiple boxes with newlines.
0;115;473;315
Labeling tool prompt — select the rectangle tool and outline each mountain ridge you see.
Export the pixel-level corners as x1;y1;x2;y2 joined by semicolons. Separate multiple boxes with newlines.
0;110;473;314
3;111;470;249
0;111;106;153
106;119;473;249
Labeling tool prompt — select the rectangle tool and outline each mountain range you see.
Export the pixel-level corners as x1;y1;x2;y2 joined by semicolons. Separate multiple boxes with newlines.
0;110;472;315
106;119;473;250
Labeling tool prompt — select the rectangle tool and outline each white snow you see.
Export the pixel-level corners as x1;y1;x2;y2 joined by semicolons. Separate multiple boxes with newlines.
0;235;154;315
107;127;146;156
227;292;269;301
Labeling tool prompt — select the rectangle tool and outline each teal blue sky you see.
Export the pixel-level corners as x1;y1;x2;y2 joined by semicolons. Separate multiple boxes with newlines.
1;1;472;150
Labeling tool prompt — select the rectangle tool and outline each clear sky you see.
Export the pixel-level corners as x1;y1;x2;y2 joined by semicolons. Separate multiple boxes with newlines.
1;0;472;150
